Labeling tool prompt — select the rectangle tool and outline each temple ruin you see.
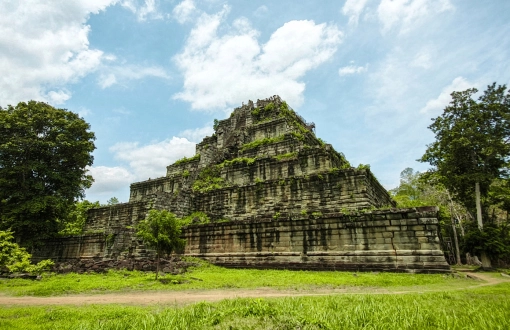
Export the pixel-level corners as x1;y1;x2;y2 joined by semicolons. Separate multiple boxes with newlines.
35;96;450;273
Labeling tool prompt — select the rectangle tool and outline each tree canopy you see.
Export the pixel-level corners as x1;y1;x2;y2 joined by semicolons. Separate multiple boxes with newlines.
136;210;186;279
0;101;96;244
420;83;510;225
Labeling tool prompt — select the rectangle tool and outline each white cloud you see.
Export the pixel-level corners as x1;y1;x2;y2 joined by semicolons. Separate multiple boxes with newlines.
98;65;169;89
253;5;268;17
342;0;368;26
0;0;117;106
410;49;433;69
121;0;161;21
173;9;342;111
87;166;136;194
179;124;214;142
377;0;454;33
85;125;211;201
173;0;196;24
420;76;474;114
110;137;196;180
338;64;368;76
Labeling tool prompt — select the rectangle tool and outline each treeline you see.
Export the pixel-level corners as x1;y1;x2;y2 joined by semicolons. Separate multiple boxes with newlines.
401;82;510;268
391;168;510;267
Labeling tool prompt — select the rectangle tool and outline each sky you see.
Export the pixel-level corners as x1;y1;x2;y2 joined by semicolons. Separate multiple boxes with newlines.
1;0;509;204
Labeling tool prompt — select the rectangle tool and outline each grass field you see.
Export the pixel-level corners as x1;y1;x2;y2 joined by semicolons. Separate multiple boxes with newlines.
1;260;509;329
0;283;509;329
0;258;467;297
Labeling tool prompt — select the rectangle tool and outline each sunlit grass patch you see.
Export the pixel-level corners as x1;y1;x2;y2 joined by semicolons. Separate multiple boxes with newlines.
1;283;509;329
0;258;477;297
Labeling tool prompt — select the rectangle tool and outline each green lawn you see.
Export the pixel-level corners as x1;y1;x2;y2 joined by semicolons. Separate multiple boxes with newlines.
0;258;468;297
1;283;509;329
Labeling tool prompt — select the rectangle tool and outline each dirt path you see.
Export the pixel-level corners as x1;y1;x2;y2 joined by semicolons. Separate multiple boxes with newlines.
0;272;508;307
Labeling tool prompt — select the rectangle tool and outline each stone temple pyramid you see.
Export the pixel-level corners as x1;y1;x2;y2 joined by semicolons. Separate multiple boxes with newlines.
37;96;450;273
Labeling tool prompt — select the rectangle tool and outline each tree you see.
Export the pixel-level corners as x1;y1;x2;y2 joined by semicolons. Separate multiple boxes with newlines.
391;168;467;265
0;101;96;244
106;197;119;206
136;210;185;279
421;83;510;267
59;200;101;236
0;230;54;274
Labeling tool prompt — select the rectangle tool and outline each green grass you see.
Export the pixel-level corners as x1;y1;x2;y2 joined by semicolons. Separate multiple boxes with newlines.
1;283;509;329
0;259;467;297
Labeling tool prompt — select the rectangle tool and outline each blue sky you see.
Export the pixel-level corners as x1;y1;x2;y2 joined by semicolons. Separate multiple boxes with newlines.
1;0;509;203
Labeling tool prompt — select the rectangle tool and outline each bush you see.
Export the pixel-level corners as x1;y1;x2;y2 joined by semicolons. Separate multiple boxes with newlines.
462;223;510;263
0;230;54;274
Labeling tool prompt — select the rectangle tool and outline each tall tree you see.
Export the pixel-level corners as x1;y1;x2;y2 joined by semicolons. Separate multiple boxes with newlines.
421;83;510;267
136;210;185;279
0;101;95;244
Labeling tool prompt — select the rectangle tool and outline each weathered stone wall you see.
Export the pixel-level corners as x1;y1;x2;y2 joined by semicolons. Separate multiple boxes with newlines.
183;207;449;273
32;96;449;273
192;168;390;222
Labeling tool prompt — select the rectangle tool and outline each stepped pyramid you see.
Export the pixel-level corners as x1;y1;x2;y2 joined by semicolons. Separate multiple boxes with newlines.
36;96;449;273
126;95;394;221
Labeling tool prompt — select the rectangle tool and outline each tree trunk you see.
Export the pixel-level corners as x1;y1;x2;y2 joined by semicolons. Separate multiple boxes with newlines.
475;181;492;268
446;189;462;264
450;212;462;265
156;252;160;280
475;181;483;229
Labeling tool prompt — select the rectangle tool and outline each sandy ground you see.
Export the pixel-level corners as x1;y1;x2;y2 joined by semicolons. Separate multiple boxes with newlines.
0;272;508;306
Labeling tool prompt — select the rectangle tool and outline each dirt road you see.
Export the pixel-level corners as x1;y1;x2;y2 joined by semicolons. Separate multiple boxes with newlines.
0;272;508;306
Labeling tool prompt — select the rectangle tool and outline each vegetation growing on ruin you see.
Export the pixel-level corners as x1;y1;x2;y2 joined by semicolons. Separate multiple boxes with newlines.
240;135;285;153
174;154;200;165
218;157;257;168
273;152;297;161
181;212;210;225
192;166;226;193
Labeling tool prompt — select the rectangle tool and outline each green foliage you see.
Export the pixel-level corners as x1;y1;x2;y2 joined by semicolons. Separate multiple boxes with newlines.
290;131;305;141
273;212;281;220
174;154;200;165
264;102;275;112
251;102;276;121
273;152;297;161
312;212;323;219
0;230;54;274
357;164;371;170
300;210;308;216
136;210;186;279
462;223;510;262
182;170;190;177
420;83;510;212
181;212;211;225
192;166;226;193
240;136;285;152
106;197;119;205
0;101;96;244
218;157;257;168
59;200;100;236
213;119;219;130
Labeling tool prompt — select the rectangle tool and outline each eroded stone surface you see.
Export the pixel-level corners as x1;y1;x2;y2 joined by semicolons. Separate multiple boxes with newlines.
33;96;449;273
